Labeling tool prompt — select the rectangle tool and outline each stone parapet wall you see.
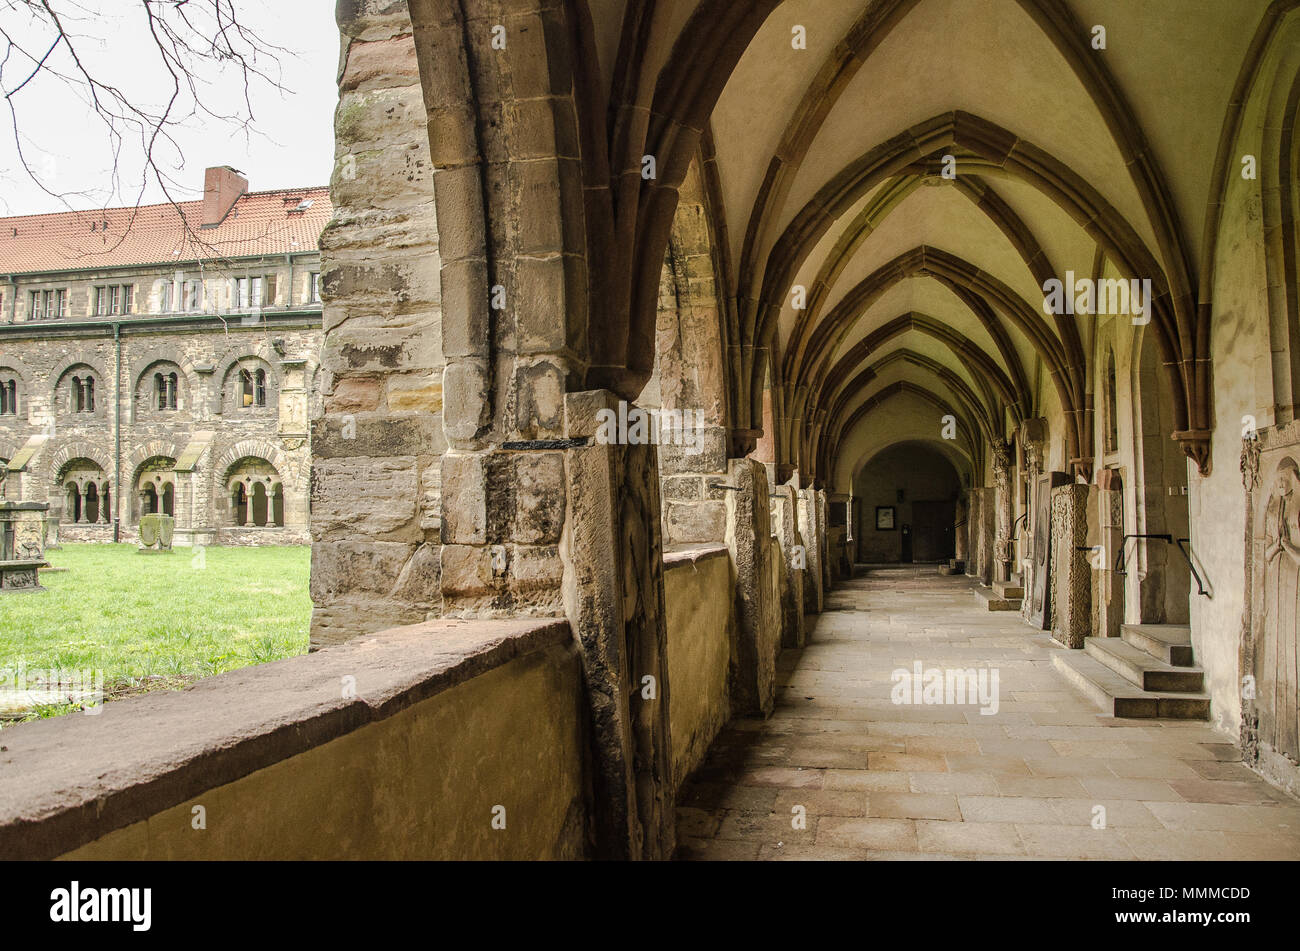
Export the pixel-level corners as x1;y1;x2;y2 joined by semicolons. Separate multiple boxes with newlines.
0;617;587;860
663;546;732;791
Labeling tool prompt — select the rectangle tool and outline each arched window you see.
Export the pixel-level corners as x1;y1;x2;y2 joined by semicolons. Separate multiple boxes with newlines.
0;378;16;415
1105;350;1119;454
167;373;178;410
255;368;266;407
70;374;95;413
154;373;166;410
239;369;254;407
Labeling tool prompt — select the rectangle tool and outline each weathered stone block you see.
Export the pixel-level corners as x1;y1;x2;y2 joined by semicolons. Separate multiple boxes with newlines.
310;539;417;600
440;544;495;598
387;373;443;413
513;453;565;544
441;453;487;545
311;456;418;537
665;500;726;544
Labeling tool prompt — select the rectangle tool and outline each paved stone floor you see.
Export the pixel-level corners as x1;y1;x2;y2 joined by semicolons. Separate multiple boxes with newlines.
676;567;1300;860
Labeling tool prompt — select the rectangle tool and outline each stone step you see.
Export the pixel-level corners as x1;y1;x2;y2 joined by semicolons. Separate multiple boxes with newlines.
1052;651;1209;719
1120;623;1194;666
1085;637;1205;692
974;585;1021;611
993;581;1024;599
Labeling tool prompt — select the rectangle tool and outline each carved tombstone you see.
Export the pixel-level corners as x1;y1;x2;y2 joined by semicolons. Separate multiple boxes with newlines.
1242;427;1300;794
0;500;50;592
138;513;176;552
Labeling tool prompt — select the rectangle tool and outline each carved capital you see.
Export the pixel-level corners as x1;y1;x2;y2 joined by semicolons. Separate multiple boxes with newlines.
728;427;762;459
1174;429;1212;476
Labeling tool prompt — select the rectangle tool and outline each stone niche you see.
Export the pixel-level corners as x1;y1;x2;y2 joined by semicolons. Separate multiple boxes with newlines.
1241;425;1300;797
0;501;50;592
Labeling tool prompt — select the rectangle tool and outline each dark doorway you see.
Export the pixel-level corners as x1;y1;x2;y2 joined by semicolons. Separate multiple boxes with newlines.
900;524;913;562
912;500;956;562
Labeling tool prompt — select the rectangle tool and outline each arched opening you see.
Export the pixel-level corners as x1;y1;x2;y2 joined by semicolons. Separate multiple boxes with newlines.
251;482;268;526
224;457;284;529
852;442;962;565
161;482;175;518
1134;330;1190;624
84;483;100;524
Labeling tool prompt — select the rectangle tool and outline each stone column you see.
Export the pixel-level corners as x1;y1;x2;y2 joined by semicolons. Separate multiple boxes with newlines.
1094;470;1125;638
1020;421;1047;623
992;439;1015;583
816;489;831;595
724;457;781;717
953;491;968;568
78;485;91;524
560;392;674;861
243;485;255;527
101;482;111;524
770;484;806;649
797;488;823;613
1051;483;1091;648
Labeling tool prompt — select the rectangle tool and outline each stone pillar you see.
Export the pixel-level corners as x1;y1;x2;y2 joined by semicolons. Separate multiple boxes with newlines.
1020;420;1047;620
797;488;823;614
725;458;781;717
1094;470;1125;638
101;482;111;524
953;491;968;567
243;486;255;527
992;440;1015;583
770;484;806;649
816;490;831;595
1051;483;1091;648
561;392;674;860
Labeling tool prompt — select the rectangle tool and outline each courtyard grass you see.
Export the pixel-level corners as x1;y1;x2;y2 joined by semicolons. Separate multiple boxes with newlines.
0;543;310;716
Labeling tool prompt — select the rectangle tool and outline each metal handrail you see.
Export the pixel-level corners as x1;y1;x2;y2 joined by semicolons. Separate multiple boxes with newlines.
1114;533;1172;574
1175;537;1212;598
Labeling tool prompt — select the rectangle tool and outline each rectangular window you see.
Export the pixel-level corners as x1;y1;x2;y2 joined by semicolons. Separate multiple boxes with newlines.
160;283;172;313
184;280;201;311
309;272;320;303
54;288;66;318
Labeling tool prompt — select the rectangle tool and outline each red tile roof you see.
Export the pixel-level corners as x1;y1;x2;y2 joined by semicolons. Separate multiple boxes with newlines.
0;186;332;275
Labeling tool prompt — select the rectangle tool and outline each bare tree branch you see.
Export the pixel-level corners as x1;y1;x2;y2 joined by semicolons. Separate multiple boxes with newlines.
0;0;292;264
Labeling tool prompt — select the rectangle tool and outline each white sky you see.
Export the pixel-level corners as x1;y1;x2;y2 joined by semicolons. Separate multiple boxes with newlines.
0;0;339;216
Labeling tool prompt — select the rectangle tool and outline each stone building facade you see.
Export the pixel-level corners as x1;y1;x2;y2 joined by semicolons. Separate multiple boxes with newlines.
0;167;328;546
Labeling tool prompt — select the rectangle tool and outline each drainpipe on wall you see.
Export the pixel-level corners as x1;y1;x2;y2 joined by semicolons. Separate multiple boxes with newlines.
113;321;122;543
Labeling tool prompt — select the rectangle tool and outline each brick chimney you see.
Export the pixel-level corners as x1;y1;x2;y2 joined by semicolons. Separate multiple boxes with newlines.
201;166;248;228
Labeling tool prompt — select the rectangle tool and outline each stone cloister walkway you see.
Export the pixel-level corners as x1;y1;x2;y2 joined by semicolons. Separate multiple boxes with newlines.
676;568;1300;860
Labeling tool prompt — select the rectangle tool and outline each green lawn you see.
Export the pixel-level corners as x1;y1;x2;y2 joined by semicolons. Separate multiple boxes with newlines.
0;543;310;715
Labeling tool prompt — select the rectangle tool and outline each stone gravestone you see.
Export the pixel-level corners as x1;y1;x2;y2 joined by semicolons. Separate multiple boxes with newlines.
138;513;175;553
0;501;50;593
